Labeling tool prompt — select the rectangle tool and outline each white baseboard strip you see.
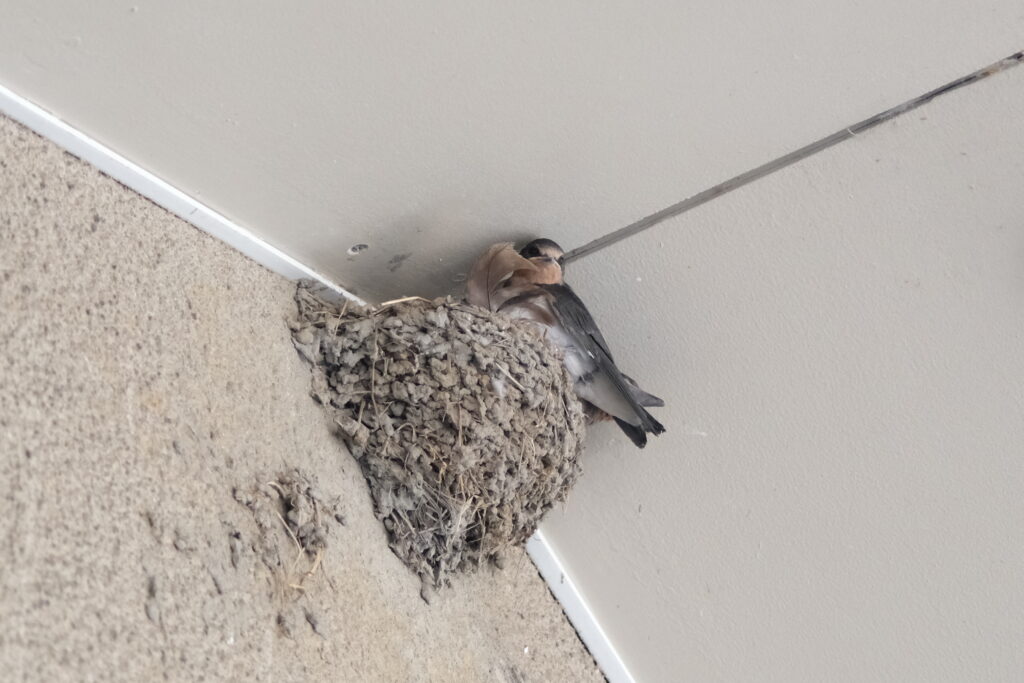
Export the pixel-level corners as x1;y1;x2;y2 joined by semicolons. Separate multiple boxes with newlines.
527;530;635;683
0;82;364;305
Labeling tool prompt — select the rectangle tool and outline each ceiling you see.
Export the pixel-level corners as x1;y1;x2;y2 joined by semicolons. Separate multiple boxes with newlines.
1;1;1021;304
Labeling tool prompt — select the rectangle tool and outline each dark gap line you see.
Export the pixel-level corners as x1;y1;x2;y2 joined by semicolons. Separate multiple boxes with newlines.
562;50;1024;264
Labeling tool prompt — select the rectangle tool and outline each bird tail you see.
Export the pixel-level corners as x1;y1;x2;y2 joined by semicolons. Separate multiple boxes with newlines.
613;418;648;448
613;407;665;448
621;372;665;407
641;407;666;435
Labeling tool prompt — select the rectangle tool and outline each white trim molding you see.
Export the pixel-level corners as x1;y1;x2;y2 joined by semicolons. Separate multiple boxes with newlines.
0;81;629;682
0;82;364;305
527;530;636;683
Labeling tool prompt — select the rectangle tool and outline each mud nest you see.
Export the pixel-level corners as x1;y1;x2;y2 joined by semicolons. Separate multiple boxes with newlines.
291;283;586;588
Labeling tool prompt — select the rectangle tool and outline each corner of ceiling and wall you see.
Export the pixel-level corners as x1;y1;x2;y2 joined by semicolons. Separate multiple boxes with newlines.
3;5;1023;679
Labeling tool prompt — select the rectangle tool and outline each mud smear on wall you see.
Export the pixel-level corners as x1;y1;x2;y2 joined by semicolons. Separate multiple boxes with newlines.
233;470;340;584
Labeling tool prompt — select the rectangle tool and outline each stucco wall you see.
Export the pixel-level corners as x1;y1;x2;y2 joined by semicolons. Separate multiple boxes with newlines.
0;115;600;683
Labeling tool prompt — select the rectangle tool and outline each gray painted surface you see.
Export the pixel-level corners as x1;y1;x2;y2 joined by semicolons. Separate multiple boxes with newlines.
0;1;1021;302
543;68;1024;680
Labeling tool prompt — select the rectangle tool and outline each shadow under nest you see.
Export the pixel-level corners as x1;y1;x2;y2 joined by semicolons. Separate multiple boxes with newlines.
291;283;586;590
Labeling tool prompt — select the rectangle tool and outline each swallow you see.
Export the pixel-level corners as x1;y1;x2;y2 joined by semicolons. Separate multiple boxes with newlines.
466;238;665;448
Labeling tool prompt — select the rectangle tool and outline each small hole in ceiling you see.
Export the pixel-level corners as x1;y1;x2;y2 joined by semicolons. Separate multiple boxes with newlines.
347;244;369;256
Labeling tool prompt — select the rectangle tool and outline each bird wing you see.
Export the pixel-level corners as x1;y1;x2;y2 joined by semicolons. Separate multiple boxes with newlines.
497;282;665;448
542;283;616;363
539;284;664;433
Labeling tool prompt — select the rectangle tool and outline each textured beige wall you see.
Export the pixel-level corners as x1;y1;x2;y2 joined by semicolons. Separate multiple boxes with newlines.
0;115;599;683
2;3;1023;681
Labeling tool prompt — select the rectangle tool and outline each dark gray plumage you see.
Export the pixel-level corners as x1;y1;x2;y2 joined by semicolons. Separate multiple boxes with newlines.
494;239;665;448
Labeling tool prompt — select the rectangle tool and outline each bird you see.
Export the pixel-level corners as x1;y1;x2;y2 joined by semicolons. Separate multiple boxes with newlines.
466;238;665;448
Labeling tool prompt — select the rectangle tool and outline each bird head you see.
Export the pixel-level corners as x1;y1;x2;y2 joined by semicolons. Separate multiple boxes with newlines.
518;238;565;283
518;238;565;284
519;238;565;265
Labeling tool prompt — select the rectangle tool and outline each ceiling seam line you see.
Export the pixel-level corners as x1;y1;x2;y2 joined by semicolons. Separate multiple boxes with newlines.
562;49;1024;264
